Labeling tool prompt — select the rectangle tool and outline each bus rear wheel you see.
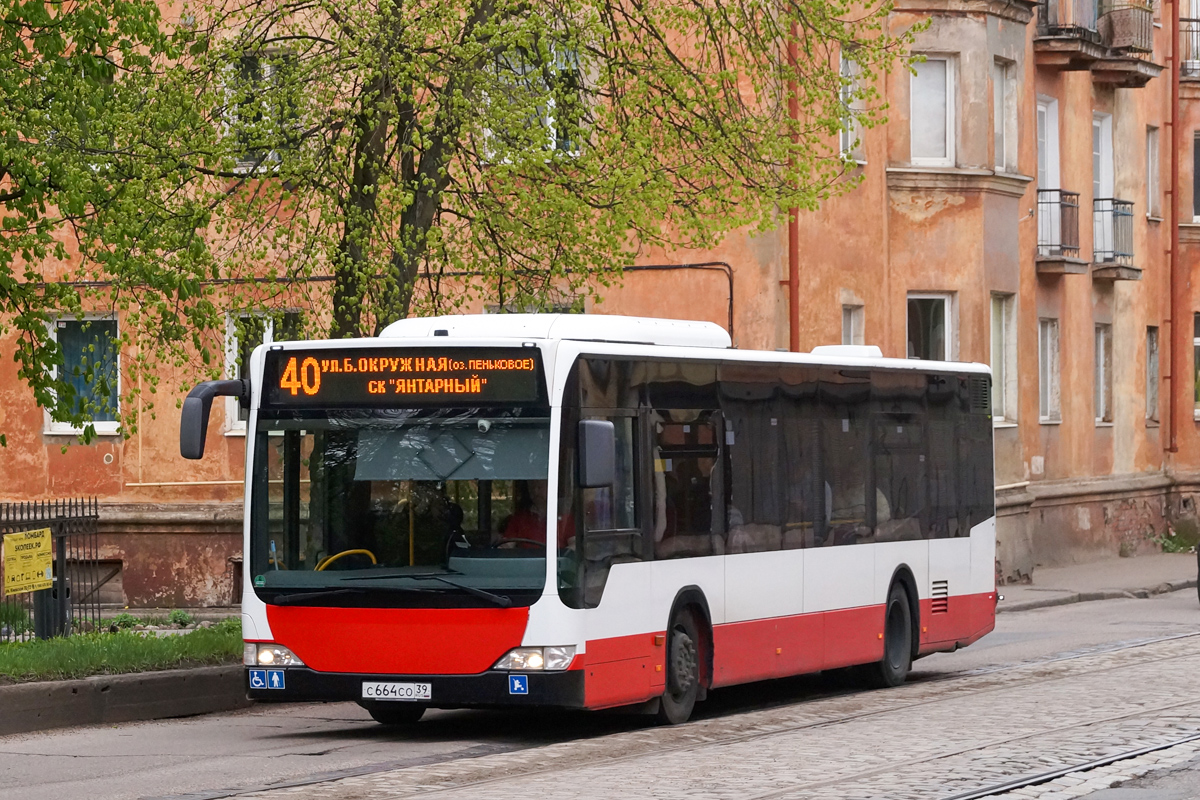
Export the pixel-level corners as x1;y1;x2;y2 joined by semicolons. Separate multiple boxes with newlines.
658;608;702;725
865;583;913;689
362;702;427;725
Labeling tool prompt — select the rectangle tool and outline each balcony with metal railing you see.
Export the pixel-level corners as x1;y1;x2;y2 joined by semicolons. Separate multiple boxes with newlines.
1182;18;1200;79
1037;189;1088;274
1092;198;1140;280
1036;0;1160;86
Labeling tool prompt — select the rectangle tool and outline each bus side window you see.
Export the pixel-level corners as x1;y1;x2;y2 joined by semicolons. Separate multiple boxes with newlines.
580;415;641;607
782;409;822;549
871;415;927;543
821;404;872;546
724;401;784;554
653;413;721;559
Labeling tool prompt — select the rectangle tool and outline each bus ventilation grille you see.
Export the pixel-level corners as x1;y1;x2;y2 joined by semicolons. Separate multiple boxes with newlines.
931;580;949;614
968;377;991;415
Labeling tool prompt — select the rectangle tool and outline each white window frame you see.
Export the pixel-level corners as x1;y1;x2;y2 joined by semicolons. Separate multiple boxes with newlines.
841;304;864;346
991;293;1017;423
224;311;291;433
1039;318;1061;423
910;56;956;168
1037;97;1061;190
1094;323;1113;424
906;292;956;361
1193;312;1200;419
839;54;865;163
44;313;121;436
1146;126;1161;218
993;60;1016;173
1093;114;1115;260
1146;326;1159;423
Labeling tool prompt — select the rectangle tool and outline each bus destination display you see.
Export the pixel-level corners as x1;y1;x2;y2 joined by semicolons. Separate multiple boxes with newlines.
263;347;543;407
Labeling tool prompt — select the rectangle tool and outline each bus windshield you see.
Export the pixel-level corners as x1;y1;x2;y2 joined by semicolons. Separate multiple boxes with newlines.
249;410;551;607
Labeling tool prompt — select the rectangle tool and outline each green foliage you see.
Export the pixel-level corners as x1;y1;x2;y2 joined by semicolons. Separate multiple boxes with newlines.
168;609;196;627
107;612;140;630
0;603;32;635
0;618;242;683
1;0;917;440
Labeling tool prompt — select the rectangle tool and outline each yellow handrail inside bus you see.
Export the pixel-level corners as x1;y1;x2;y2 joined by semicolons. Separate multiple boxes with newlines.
314;549;378;571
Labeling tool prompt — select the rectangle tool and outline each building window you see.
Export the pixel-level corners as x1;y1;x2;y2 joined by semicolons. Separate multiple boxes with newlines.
1039;318;1061;422
1194;135;1200;222
993;60;1016;172
1036;98;1060;190
1146;126;1161;217
842;304;864;346
1147;326;1159;422
911;57;954;167
1094;323;1113;423
907;293;953;361
991;294;1016;422
839;54;864;162
225;311;301;428
47;316;120;435
1194;313;1200;419
224;53;297;172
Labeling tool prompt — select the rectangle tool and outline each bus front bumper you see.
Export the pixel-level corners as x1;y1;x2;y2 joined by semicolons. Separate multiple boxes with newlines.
245;667;586;709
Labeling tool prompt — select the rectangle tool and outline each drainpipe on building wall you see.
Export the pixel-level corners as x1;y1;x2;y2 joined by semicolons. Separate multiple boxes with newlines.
787;24;801;353
1169;0;1183;454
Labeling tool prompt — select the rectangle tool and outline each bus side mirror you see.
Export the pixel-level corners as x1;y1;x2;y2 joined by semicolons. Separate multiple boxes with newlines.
180;379;248;460
578;419;616;488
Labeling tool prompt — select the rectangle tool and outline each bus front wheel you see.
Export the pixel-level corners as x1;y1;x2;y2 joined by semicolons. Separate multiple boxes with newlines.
866;583;913;689
658;608;702;725
362;702;426;725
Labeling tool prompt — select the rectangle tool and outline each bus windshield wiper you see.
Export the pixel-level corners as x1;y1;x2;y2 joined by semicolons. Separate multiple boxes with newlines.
342;572;513;608
270;585;431;606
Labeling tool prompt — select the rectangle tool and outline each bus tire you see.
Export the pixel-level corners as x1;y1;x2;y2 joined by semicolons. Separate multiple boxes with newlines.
658;608;702;725
363;702;426;725
866;583;913;689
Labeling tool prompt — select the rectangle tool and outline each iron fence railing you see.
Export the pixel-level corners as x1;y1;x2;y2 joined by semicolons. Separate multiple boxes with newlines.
0;499;102;641
1098;0;1154;53
1038;189;1082;258
1183;18;1200;77
1093;198;1135;266
1039;0;1100;38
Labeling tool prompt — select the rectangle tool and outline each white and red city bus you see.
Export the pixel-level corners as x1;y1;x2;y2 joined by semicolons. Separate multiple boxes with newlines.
180;314;996;725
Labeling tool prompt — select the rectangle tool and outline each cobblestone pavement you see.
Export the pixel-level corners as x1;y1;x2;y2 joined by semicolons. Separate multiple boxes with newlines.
987;740;1200;799
236;633;1200;800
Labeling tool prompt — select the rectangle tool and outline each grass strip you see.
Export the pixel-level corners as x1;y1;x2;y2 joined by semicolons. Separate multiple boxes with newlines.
0;618;242;684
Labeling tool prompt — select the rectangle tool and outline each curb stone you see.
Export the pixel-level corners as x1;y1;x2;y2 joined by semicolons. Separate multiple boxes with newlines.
0;664;250;737
998;579;1197;613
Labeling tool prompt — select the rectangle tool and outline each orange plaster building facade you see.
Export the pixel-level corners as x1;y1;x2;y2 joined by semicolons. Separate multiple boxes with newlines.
3;0;1200;604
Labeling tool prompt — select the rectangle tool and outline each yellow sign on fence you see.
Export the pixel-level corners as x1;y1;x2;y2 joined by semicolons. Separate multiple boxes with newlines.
2;528;53;596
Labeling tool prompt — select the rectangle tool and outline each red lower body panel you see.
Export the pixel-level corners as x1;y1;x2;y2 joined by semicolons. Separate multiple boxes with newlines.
264;605;529;674
584;593;995;708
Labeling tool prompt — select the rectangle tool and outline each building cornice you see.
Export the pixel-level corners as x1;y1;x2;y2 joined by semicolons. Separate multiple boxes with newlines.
886;167;1033;198
893;0;1035;24
1178;222;1200;243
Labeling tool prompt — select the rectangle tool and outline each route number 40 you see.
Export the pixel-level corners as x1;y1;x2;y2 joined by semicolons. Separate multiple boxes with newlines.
280;357;321;396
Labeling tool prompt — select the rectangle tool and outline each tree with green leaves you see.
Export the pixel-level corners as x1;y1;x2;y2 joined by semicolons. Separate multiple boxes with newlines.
2;0;914;440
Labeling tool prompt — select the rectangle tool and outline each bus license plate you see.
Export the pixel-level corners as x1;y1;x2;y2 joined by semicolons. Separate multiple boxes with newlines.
361;682;431;701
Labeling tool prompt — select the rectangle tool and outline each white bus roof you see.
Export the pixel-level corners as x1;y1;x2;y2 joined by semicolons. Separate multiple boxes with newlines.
380;313;733;349
366;313;987;375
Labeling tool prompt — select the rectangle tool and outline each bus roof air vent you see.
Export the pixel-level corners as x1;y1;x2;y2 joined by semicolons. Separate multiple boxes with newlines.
379;314;732;349
810;345;883;359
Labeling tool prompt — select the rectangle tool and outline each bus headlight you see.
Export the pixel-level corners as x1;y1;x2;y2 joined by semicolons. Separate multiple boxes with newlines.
249;643;306;667
494;646;575;671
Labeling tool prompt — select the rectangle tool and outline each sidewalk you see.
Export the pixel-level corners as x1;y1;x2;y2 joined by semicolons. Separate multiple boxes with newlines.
998;552;1198;613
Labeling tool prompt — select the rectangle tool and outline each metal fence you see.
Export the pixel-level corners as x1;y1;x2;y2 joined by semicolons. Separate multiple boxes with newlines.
0;499;103;641
1039;0;1100;38
1093;198;1135;266
1183;19;1200;78
1037;189;1082;258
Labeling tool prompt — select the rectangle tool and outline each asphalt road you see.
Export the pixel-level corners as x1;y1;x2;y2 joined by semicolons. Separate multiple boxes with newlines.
0;591;1196;800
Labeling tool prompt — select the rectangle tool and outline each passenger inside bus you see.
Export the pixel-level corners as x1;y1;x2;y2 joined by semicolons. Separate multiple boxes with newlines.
499;479;572;549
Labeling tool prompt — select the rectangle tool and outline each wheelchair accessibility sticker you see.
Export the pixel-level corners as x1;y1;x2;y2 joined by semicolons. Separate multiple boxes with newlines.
508;674;529;695
249;669;286;690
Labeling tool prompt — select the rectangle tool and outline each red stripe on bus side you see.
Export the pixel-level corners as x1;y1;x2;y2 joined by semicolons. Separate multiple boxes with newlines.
918;591;997;654
582;593;996;707
264;605;529;675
